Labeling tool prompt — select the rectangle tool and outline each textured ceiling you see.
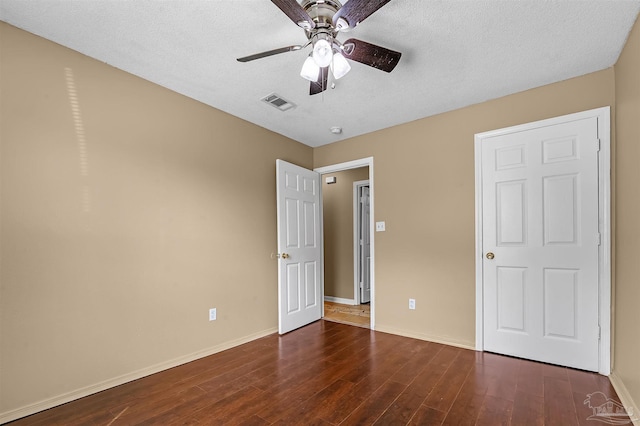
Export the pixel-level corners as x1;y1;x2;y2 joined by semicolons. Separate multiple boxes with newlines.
1;1;639;147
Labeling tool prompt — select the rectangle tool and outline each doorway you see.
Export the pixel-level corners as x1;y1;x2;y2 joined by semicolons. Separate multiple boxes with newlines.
321;169;370;328
316;158;375;329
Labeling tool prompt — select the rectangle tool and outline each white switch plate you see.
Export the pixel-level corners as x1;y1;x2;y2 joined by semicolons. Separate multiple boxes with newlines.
376;221;386;232
409;299;416;310
209;308;217;321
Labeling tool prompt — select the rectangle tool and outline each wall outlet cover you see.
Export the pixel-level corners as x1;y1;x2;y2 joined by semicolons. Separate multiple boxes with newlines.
209;308;217;321
376;221;386;232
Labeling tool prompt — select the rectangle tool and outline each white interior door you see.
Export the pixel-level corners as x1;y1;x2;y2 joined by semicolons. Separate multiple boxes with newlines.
481;116;601;371
360;186;371;304
276;160;322;334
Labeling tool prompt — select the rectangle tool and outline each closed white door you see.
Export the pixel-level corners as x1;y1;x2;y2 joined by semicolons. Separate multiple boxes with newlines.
360;186;371;304
276;160;322;334
481;117;600;371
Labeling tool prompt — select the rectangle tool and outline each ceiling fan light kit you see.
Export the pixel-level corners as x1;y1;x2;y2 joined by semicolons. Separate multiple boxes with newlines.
330;52;351;79
237;0;402;95
300;55;320;81
312;37;333;67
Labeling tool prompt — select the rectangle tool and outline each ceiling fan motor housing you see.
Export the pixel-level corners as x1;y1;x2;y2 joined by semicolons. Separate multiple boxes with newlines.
301;0;342;39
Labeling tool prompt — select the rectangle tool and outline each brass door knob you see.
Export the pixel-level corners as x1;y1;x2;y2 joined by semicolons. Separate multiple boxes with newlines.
486;252;495;260
281;253;290;259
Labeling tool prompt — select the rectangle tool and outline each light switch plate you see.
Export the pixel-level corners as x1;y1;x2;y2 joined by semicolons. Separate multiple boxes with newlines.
376;221;386;232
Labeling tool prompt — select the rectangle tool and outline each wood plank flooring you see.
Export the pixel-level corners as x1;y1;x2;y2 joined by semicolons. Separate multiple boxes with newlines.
323;301;370;328
9;320;628;425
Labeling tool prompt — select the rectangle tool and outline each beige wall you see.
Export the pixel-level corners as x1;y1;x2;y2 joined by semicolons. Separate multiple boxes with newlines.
322;167;369;300
0;22;312;418
613;16;640;412
314;69;615;347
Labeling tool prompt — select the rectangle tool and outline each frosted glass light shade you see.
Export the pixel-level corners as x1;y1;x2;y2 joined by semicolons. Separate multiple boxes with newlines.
331;52;351;79
312;39;333;67
300;56;320;81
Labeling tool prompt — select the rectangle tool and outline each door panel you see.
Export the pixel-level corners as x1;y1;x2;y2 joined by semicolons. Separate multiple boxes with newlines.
496;180;527;245
482;117;600;371
305;261;318;307
277;160;322;334
543;174;578;245
543;268;579;339
287;264;300;313
496;266;526;332
285;198;299;247
303;201;317;246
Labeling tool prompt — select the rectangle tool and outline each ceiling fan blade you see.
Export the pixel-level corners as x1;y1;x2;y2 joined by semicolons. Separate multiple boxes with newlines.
333;0;391;30
310;67;329;95
271;0;316;30
237;45;302;62
341;38;401;73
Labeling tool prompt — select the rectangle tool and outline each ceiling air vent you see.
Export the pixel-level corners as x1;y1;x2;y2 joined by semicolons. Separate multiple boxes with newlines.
261;93;296;111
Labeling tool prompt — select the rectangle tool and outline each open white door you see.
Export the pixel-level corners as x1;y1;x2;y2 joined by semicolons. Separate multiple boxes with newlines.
276;160;322;334
480;115;601;371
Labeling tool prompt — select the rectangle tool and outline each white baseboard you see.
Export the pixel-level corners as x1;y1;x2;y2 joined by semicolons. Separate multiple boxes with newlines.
374;325;476;351
609;370;640;426
0;327;278;424
324;296;357;305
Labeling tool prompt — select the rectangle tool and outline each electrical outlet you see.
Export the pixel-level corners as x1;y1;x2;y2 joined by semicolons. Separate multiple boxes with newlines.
409;299;416;310
376;221;386;232
209;308;217;321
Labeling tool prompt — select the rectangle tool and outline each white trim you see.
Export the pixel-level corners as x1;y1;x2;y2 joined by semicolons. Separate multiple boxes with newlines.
609;371;640;426
474;107;611;375
324;296;357;305
319;176;325;319
0;327;278;424
353;179;370;305
597;107;612;376
475;137;484;352
315;157;375;330
315;158;372;174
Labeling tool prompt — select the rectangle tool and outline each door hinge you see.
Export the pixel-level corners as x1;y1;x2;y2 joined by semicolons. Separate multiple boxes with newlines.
597;232;602;246
597;325;601;340
596;138;601;152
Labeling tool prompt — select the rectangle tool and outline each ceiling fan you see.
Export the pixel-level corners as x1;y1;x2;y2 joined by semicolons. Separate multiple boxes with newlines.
237;0;402;95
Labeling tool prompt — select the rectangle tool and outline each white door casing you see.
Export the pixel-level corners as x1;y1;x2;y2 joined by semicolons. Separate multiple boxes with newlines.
276;160;322;334
475;107;611;374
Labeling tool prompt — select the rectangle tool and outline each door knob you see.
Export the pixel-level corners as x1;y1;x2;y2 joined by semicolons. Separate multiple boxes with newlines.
280;253;290;259
486;252;495;260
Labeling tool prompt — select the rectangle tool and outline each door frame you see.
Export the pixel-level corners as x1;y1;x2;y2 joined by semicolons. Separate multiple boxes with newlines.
315;157;375;329
474;107;611;375
353;180;371;305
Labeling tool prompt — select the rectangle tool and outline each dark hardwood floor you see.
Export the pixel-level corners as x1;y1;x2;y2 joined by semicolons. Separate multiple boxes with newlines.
9;320;627;425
